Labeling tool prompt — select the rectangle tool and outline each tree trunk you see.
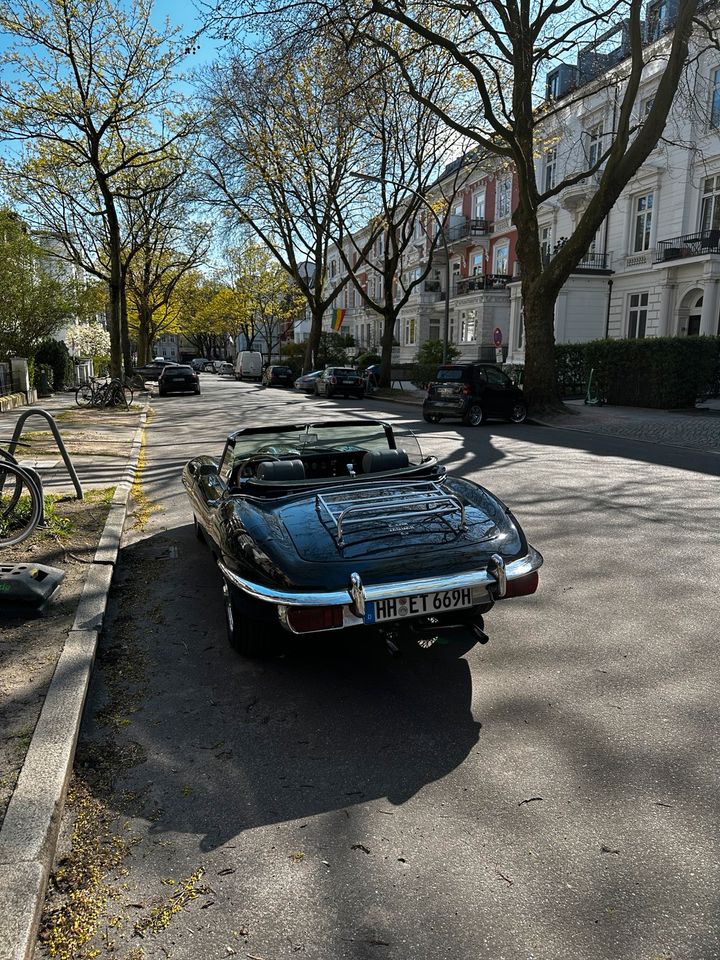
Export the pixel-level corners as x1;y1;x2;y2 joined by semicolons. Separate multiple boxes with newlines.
121;284;132;377
304;306;324;372
378;312;396;388
521;284;560;412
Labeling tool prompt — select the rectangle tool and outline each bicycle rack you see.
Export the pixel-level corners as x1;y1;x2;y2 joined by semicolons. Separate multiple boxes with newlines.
5;409;83;526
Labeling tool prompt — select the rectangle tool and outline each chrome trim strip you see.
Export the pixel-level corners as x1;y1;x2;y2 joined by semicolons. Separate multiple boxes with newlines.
218;546;542;608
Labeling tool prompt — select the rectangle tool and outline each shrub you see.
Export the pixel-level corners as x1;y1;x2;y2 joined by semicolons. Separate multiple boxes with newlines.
556;336;720;408
35;338;73;391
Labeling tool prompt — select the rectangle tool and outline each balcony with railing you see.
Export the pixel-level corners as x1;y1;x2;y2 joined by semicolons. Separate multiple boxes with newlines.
655;231;720;263
514;252;612;277
454;274;512;296
443;218;492;245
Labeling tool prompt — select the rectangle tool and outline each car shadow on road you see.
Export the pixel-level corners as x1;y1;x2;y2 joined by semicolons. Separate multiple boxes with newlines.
81;524;483;853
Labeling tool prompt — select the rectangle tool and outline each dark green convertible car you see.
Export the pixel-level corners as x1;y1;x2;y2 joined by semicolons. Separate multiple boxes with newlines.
183;419;542;657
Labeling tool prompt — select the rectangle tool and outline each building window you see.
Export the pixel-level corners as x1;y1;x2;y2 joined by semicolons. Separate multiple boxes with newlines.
641;95;655;119
633;192;654;252
543;147;557;192
494;241;509;275
461;310;477;342
471;251;483;275
712;68;720;129
647;0;668;41
540;225;552;265
496;177;512;219
516;309;525;349
700;175;720;232
404;316;416;345
586;122;604;168
330;259;337;278
628;293;648;338
472;189;486;220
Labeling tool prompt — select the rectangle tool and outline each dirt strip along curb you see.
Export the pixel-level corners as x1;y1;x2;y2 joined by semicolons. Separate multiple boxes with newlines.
0;405;148;960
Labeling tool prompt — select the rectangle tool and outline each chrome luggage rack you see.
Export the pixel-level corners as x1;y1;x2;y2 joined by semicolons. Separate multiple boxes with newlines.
315;480;466;547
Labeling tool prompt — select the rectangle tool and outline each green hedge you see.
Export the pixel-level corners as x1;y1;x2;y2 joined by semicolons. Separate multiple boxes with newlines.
554;337;720;408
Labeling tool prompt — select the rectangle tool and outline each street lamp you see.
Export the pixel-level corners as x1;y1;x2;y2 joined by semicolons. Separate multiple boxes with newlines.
350;172;451;363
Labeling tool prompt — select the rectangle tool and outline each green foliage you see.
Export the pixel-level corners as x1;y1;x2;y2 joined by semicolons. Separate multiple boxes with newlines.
35;339;73;391
280;341;307;373
413;338;461;388
355;351;382;368
0;209;75;358
556;337;720;408
316;332;355;368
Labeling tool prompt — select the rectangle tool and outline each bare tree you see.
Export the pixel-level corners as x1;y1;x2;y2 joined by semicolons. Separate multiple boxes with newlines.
200;34;370;371
331;40;470;386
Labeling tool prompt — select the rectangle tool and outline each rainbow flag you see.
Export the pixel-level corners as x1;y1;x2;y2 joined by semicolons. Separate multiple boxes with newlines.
331;308;346;332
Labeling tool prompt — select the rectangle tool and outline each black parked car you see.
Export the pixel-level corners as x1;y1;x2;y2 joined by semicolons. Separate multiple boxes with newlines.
262;364;295;387
135;359;178;382
158;364;201;396
314;367;365;399
423;363;527;426
183;418;542;657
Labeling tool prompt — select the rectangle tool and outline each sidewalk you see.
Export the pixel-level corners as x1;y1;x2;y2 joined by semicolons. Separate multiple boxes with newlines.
0;390;147;960
371;386;720;453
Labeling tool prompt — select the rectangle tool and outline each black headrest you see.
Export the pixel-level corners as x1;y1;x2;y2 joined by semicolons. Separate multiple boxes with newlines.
256;459;306;481
362;449;409;473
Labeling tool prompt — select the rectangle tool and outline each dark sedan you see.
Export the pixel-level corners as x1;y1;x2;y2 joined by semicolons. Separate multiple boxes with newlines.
157;364;201;396
135;359;178;382
262;365;295;387
294;370;323;393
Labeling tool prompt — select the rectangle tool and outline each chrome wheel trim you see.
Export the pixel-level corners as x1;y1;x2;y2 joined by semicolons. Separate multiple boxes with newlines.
222;582;234;635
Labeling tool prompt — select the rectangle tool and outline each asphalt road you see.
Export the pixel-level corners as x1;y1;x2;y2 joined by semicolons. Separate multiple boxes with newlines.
43;374;719;960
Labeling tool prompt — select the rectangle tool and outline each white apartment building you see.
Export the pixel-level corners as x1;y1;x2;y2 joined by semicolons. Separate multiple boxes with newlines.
324;3;720;367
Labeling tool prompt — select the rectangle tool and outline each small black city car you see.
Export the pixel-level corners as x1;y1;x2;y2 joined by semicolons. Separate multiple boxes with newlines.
423;363;527;426
262;365;295;388
158;364;201;396
314;367;365;399
135;359;178;382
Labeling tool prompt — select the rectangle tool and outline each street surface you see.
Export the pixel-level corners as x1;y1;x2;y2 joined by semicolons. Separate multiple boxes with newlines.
40;374;720;960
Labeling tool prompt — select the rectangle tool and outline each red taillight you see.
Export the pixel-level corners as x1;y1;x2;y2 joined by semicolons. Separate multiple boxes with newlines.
330;376;337;385
286;605;344;633
462;384;472;395
505;572;539;598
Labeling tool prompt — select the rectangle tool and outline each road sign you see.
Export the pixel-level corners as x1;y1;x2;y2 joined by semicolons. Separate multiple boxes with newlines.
493;326;503;346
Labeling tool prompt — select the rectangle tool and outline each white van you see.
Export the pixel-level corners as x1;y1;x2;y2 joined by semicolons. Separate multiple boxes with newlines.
234;351;263;381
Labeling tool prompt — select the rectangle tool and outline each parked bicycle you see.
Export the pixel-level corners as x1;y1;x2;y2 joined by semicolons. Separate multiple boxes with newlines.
75;377;133;409
0;442;43;548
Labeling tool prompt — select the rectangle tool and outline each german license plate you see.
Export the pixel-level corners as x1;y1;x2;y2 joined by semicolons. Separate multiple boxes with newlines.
342;379;354;384
364;587;484;624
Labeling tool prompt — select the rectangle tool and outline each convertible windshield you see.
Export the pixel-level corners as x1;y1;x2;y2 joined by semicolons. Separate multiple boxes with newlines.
221;420;423;480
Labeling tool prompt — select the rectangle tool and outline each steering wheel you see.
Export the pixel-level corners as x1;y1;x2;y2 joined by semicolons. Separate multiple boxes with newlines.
237;454;282;479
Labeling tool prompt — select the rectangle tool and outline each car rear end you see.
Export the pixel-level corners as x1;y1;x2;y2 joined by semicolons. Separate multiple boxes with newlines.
158;365;200;395
328;368;365;397
423;366;474;419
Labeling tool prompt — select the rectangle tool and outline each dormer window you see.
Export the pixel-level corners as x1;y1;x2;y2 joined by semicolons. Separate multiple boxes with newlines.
647;0;668;41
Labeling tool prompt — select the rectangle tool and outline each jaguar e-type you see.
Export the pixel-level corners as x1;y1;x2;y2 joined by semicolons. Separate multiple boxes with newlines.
183;419;542;656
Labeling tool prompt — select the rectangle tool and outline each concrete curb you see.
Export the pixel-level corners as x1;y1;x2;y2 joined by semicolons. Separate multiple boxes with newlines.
0;404;148;960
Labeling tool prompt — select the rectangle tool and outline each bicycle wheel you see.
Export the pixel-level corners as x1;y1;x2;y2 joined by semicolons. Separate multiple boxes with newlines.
0;461;42;547
120;384;133;406
75;384;93;407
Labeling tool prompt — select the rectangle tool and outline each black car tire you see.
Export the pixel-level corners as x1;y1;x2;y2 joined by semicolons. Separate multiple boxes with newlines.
326;389;334;399
509;401;527;423
194;387;201;395
158;387;166;396
463;403;484;426
424;413;442;423
222;581;273;657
